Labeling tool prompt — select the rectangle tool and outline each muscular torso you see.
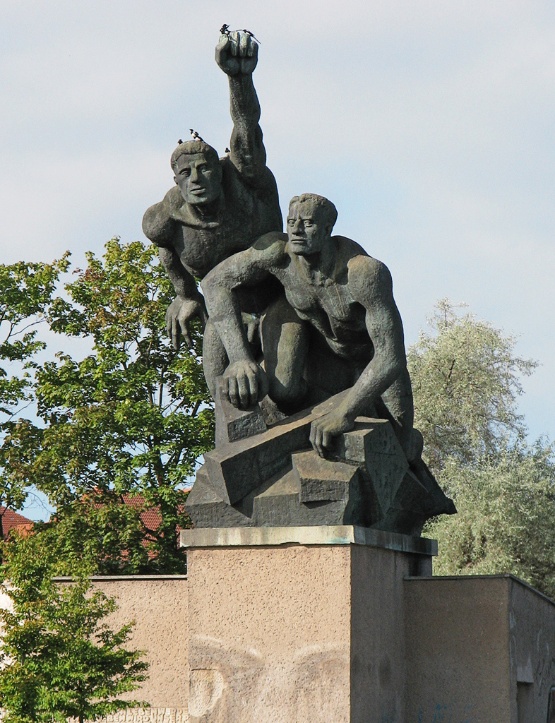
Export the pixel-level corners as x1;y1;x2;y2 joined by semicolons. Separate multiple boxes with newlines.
272;239;374;361
147;158;282;279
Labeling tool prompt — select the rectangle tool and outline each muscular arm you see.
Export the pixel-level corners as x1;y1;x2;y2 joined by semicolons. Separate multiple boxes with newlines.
202;233;286;407
344;257;406;418
215;32;269;184
228;74;266;179
143;193;207;348
157;246;201;302
310;256;407;455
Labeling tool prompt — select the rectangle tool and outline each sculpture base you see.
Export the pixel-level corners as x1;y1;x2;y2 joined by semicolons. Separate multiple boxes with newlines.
186;396;455;535
181;526;434;722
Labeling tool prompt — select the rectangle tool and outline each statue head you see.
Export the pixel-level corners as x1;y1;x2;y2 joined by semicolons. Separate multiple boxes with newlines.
286;194;338;256
171;140;223;206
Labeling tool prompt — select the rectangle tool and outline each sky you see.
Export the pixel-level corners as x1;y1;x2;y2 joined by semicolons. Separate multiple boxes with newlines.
2;1;554;516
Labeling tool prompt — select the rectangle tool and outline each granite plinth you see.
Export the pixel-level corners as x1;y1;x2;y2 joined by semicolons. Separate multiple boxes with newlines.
180;524;437;557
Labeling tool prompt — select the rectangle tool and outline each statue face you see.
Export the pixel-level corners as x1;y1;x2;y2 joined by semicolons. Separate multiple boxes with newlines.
174;153;222;206
286;202;331;256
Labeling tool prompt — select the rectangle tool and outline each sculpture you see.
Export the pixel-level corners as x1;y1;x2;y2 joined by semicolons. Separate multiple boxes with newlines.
142;30;282;394
203;193;415;459
188;193;455;534
144;32;455;535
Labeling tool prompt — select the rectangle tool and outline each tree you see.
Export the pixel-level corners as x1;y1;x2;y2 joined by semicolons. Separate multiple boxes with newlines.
0;256;69;535
1;239;214;573
409;301;555;598
0;533;148;723
408;299;537;475
425;444;555;599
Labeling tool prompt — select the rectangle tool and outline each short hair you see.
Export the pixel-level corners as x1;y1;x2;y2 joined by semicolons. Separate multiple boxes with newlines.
170;140;220;172
289;193;338;229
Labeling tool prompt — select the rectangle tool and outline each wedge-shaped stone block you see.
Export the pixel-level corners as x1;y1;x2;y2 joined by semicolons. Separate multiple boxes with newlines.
252;469;364;527
202;420;312;505
335;419;408;516
292;450;360;503
201;391;350;505
252;469;302;526
185;469;253;528
214;381;267;446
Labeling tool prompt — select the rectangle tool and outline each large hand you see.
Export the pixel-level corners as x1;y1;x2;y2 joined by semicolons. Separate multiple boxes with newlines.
215;31;258;77
223;359;268;410
310;408;356;458
166;297;208;350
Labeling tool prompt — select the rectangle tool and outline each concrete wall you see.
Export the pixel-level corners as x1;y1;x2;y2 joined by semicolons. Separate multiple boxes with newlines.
1;544;551;722
509;578;555;722
98;711;187;723
85;576;189;722
350;545;412;723
404;575;555;723
184;529;434;723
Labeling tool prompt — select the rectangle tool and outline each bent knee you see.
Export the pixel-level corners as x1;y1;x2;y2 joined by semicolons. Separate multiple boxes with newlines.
268;377;307;409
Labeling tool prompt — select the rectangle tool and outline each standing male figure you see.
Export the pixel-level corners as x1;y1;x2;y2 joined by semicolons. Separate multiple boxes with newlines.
142;30;282;393
202;193;418;459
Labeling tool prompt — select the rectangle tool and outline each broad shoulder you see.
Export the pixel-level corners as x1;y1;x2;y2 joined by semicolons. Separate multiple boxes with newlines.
251;232;288;262
332;235;368;259
222;151;278;192
142;187;182;246
341;244;393;301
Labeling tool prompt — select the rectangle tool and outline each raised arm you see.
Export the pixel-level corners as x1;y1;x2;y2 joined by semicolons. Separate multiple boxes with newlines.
310;257;407;455
215;31;268;183
202;234;285;408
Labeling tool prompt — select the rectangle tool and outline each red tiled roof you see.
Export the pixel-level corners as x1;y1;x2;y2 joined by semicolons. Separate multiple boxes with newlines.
0;507;34;539
88;492;187;535
120;494;163;535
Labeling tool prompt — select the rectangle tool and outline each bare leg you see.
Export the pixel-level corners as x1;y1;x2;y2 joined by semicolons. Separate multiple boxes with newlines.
202;319;228;399
260;296;309;411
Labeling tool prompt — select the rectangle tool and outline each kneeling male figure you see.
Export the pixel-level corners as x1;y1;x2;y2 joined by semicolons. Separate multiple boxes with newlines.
202;193;416;459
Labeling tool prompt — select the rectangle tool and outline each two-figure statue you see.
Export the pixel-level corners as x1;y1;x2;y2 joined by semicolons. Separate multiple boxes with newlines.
143;30;455;535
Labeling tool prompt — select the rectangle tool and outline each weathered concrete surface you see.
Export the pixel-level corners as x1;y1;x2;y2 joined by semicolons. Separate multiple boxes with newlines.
181;524;437;556
32;550;554;723
96;711;187;723
185;540;429;722
404;575;555;722
84;577;189;710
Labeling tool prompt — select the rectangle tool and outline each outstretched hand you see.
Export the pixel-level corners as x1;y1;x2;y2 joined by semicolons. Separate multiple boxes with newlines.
310;408;356;458
223;359;268;409
216;30;259;76
166;297;208;350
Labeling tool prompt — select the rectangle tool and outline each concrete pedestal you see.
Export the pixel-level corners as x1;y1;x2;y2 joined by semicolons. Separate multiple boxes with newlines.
181;526;435;723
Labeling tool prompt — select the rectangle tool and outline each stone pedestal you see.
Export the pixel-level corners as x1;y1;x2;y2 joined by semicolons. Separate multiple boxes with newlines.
181;526;435;723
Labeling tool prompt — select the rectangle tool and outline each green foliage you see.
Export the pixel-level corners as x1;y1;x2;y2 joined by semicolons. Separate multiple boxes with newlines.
408;299;537;475
0;256;70;530
410;301;555;598
1;239;214;573
426;444;555;599
0;533;148;723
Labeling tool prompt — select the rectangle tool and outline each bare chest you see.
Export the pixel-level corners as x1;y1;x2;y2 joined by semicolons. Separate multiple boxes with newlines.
174;223;250;279
278;273;366;337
